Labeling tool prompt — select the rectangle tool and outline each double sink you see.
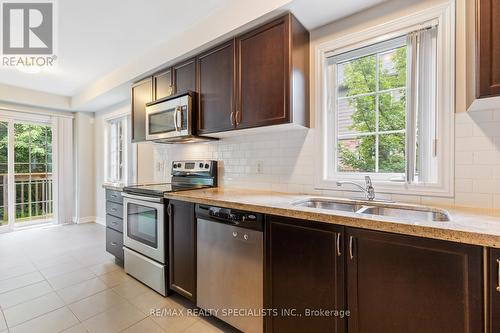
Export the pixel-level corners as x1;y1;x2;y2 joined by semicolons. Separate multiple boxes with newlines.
293;198;450;222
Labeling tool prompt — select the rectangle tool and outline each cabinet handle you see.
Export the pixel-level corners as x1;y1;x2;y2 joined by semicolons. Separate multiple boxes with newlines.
349;236;354;260
110;242;117;246
497;259;500;292
110;194;117;198
336;233;342;257
230;111;235;126
111;221;118;225
235;110;241;125
110;208;117;212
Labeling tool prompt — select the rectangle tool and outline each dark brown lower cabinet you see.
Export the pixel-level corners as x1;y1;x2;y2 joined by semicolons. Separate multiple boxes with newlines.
346;228;483;333
267;217;346;333
267;217;484;333
489;248;500;333
168;200;196;302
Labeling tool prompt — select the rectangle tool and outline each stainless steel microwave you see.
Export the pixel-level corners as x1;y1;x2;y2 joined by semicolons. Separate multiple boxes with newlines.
145;91;193;142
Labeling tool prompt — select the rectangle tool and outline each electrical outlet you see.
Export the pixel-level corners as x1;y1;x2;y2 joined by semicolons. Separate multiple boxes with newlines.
256;161;264;174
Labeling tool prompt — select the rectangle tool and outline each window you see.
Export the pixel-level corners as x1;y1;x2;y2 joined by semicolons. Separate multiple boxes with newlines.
106;116;129;183
317;3;454;196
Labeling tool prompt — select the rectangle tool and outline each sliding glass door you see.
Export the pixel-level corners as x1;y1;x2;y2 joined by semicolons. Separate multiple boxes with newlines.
0;118;55;231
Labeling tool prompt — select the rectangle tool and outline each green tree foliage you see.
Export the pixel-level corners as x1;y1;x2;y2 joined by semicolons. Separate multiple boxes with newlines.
338;47;407;173
0;123;52;222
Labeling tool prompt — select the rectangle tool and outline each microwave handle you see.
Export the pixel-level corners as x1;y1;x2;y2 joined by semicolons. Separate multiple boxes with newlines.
173;106;180;132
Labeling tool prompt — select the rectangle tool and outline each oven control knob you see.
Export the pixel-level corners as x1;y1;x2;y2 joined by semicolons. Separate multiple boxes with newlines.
204;163;209;169
232;232;238;238
199;163;204;168
244;234;249;240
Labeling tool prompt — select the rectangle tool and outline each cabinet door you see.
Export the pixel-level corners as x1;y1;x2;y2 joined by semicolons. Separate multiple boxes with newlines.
267;217;345;333
346;228;483;333
154;69;173;100
236;15;290;129
197;40;236;134
173;58;196;94
489;248;500;333
168;200;196;302
477;0;500;97
131;77;153;142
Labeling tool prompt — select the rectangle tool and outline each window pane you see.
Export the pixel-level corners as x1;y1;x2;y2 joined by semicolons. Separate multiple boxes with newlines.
378;133;405;173
378;47;406;90
379;90;406;131
338;95;376;135
337;55;376;98
338;136;376;172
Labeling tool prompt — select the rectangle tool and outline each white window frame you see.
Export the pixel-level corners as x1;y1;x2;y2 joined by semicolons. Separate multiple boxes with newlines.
104;115;131;184
314;1;455;197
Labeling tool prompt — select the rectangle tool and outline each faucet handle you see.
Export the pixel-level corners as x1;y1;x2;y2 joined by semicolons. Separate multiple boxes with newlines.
364;176;373;187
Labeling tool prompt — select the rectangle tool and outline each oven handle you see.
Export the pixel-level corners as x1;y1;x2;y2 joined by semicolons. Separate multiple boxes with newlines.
122;192;164;203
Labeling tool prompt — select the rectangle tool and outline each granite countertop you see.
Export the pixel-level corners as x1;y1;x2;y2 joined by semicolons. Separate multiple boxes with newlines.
102;183;128;191
164;187;500;248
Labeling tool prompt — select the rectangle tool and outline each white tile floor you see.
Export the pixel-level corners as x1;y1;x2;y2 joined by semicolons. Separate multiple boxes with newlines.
0;223;238;333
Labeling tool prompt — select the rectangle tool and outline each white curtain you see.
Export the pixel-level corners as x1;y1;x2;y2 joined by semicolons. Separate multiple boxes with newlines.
52;116;74;224
406;26;438;184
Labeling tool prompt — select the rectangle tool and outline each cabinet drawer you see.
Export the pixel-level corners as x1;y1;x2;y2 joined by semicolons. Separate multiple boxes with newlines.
106;227;124;261
106;201;123;219
106;214;123;233
106;190;123;204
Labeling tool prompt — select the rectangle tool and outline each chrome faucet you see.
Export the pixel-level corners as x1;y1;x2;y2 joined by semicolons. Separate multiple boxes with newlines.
336;176;376;201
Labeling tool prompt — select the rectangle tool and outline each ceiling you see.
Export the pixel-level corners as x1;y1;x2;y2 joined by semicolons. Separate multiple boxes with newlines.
0;0;387;110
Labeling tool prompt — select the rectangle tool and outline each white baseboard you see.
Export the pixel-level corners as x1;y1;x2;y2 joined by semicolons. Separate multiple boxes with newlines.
95;217;105;226
74;216;97;224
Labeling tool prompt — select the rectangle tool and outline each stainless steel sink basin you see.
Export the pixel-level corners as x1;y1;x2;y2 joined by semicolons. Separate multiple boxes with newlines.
292;198;450;222
292;198;364;212
358;205;450;222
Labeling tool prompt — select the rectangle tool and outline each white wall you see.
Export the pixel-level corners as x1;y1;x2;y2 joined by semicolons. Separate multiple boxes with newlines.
94;102;156;223
148;0;500;210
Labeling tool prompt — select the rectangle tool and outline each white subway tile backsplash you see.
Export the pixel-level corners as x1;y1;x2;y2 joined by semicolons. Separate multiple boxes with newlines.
152;110;500;209
455;136;494;151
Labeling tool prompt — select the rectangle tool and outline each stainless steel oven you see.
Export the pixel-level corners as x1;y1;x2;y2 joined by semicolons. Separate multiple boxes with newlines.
122;193;165;263
145;91;192;142
122;193;167;295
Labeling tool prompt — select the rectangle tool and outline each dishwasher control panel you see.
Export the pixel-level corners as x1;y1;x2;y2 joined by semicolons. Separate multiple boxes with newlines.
196;205;264;231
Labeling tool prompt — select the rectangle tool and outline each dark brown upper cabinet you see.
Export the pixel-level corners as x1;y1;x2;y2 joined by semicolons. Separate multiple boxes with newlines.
197;40;236;134
477;0;500;98
488;248;500;333
131;12;309;140
168;200;196;302
236;13;309;130
173;58;197;95
131;77;153;142
346;228;483;333
154;69;173;100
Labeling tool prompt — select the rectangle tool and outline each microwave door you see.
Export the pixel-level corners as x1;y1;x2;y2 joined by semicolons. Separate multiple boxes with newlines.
147;107;180;140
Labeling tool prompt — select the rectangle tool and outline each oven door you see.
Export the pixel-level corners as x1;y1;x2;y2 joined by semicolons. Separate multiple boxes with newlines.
122;194;165;263
145;94;190;141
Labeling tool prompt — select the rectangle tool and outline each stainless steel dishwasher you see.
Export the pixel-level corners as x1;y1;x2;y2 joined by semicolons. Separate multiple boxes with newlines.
196;204;264;333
